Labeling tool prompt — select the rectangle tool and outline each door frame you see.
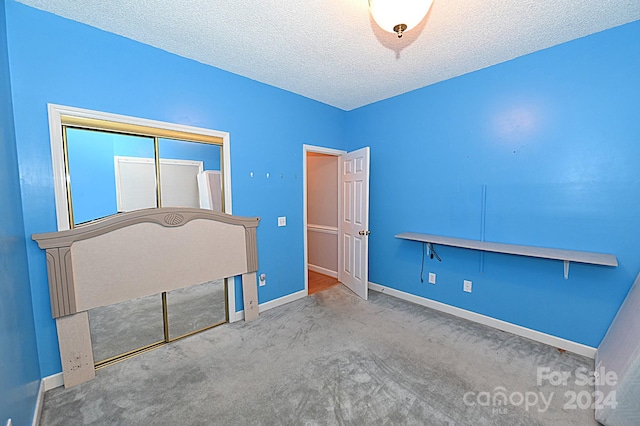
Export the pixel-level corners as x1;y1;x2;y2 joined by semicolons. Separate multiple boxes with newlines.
302;144;346;295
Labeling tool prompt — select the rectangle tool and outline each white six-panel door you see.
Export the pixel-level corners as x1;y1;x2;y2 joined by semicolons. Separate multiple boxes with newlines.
338;147;370;300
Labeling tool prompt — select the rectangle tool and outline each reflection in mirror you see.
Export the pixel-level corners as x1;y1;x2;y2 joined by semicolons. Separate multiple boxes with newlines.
158;138;222;211
88;293;164;365
66;128;156;226
167;279;227;340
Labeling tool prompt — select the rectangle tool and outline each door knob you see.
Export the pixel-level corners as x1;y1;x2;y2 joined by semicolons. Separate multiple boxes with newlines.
358;230;371;236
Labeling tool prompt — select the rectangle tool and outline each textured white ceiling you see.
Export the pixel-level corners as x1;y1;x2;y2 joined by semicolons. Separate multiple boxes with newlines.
16;0;640;110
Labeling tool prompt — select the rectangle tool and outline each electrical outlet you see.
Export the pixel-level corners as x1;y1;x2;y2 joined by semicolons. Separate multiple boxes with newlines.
428;272;436;284
278;216;286;227
259;273;266;287
464;280;472;293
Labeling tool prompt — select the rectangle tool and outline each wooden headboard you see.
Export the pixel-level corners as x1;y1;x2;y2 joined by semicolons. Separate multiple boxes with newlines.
33;207;260;388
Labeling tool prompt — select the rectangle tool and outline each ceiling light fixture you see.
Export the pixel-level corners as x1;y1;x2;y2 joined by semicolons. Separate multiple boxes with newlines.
369;0;434;38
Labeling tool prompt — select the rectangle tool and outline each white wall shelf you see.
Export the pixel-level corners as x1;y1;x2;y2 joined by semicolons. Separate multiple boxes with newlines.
395;232;618;279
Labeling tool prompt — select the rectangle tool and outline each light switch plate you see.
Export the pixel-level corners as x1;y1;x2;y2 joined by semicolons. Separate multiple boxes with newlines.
464;280;472;293
428;273;436;284
278;216;286;227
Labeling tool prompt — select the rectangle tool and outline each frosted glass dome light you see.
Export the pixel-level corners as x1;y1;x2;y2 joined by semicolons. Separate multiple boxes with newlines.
369;0;434;38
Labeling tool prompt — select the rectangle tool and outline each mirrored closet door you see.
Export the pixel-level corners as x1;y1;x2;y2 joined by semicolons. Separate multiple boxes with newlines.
63;122;227;368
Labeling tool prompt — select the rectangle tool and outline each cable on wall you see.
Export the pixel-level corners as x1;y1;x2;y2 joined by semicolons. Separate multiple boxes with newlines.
421;242;441;282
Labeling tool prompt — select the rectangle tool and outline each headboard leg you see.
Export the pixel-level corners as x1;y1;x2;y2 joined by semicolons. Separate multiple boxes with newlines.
56;311;96;388
242;272;259;321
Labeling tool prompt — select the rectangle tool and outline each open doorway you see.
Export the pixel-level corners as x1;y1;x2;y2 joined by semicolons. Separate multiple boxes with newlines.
303;145;344;295
306;151;340;294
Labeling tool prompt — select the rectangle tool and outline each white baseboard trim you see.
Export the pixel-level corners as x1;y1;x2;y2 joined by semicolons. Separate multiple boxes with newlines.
31;379;43;426
42;372;64;391
308;264;338;279
368;282;597;359
234;289;307;321
31;371;60;426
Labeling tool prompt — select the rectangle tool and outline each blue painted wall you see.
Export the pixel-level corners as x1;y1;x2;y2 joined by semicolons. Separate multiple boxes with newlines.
347;20;640;348
5;1;347;377
0;0;41;423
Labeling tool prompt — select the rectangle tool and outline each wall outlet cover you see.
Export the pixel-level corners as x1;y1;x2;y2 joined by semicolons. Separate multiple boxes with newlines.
464;280;472;293
428;272;436;284
278;216;286;227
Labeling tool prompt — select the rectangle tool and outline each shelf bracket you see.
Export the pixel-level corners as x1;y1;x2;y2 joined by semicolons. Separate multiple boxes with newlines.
564;260;570;280
427;243;441;261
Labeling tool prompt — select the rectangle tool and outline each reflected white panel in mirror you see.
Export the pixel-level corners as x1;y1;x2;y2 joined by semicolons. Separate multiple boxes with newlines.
159;159;202;208
114;157;204;210
198;170;222;211
114;156;158;211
